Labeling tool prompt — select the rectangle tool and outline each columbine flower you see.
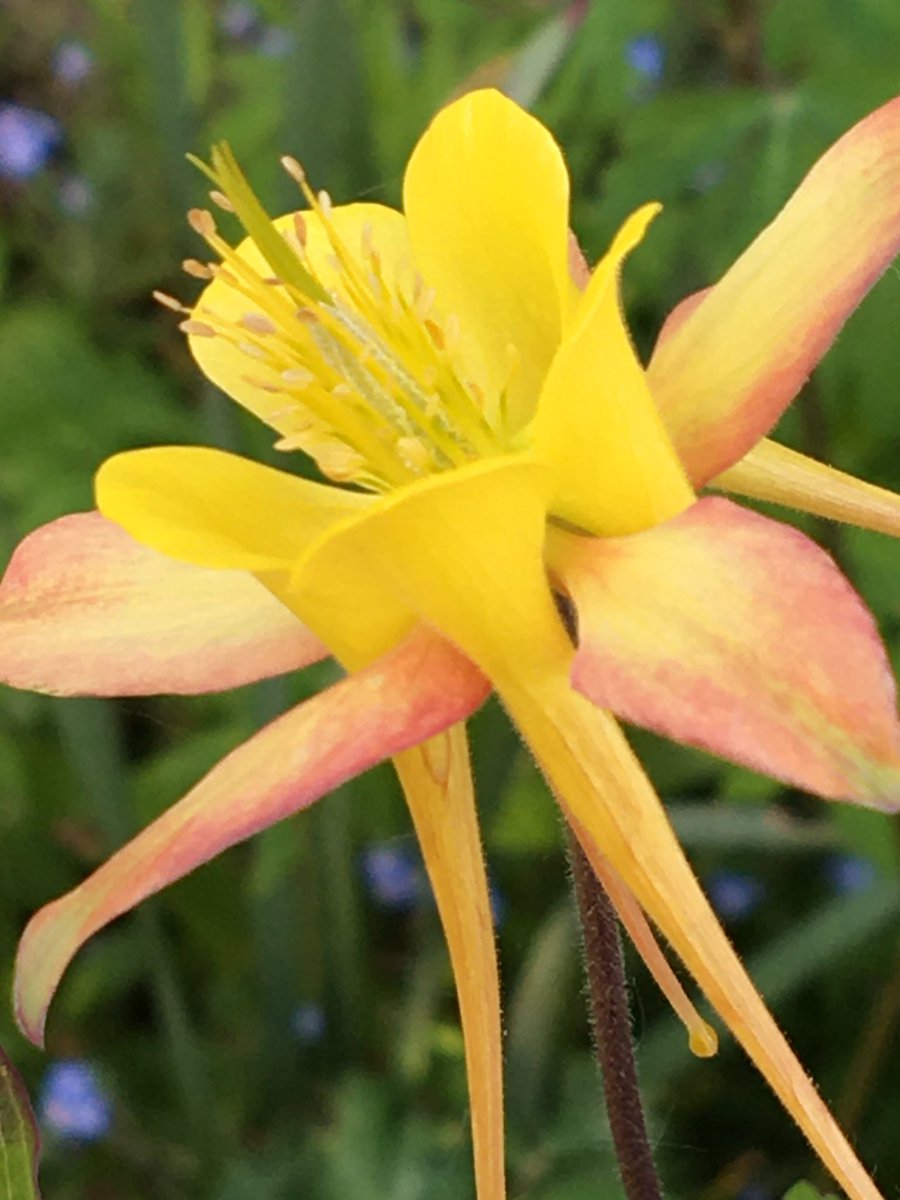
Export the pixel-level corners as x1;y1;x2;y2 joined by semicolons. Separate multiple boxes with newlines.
4;89;900;1200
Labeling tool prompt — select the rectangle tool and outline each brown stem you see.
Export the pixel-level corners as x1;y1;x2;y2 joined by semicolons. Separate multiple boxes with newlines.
567;829;664;1200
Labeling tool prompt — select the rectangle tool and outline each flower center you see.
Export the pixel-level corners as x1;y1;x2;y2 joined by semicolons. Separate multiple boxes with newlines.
162;145;516;491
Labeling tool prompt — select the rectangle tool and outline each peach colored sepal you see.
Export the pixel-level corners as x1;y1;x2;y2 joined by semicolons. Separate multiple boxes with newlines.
15;627;490;1046
551;497;900;807
0;512;327;697
648;97;900;485
715;438;900;538
397;729;505;1200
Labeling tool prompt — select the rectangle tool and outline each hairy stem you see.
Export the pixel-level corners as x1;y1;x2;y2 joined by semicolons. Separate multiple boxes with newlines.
567;830;664;1200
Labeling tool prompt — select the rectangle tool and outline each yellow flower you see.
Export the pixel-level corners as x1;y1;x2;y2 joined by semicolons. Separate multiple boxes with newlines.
5;89;900;1200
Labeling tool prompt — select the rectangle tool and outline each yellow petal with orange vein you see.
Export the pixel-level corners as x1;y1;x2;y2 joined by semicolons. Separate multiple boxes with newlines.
396;728;505;1200
715;438;900;538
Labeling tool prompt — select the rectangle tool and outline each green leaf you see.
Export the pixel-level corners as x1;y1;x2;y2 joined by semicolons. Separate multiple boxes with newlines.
0;1045;41;1200
782;1182;838;1200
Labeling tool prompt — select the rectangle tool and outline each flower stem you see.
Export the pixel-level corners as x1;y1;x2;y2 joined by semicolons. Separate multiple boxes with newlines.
566;829;664;1200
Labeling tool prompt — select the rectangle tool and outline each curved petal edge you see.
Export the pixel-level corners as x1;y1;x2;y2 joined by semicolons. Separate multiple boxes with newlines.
15;626;489;1046
0;512;327;696
649;96;900;483
552;497;900;807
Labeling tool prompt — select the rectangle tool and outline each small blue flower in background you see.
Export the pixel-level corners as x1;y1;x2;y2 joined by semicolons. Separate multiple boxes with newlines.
625;34;665;85
38;1060;112;1142
0;103;62;181
360;842;426;911
52;41;94;87
824;854;878;896
291;1002;326;1044
705;869;765;923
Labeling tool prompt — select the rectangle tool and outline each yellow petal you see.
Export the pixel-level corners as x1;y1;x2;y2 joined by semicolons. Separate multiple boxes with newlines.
396;729;505;1200
96;446;369;570
15;625;489;1046
648;96;900;483
0;511;326;696
403;88;575;431
188;203;412;437
530;204;695;535
294;454;557;681
715;438;900;537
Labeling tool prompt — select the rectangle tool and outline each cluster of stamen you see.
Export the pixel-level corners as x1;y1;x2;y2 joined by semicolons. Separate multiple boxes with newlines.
157;144;515;491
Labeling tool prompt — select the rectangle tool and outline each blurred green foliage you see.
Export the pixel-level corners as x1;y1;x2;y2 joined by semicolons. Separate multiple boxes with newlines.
0;1;898;1197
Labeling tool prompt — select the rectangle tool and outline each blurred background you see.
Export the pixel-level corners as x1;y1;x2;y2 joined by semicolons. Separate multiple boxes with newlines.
1;0;899;1197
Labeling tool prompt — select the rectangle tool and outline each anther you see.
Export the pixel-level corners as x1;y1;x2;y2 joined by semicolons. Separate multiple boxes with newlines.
209;189;235;212
179;319;216;337
188;208;217;238
317;189;333;216
240;313;278;335
281;368;315;386
237;341;268;359
153;290;187;313
182;258;214;279
424;319;444;350
396;436;431;472
292;213;308;248
280;155;306;186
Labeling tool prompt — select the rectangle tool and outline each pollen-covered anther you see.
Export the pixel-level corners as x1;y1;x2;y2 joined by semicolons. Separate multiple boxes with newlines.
292;213;308;249
153;290;188;313
182;258;214;280
240;375;283;394
237;341;269;359
317;189;333;217
179;319;216;337
396;436;432;472
315;442;365;482
424;319;445;350
280;155;306;186
281;368;315;386
209;189;235;213
188;208;217;238
240;313;278;335
413;283;436;321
